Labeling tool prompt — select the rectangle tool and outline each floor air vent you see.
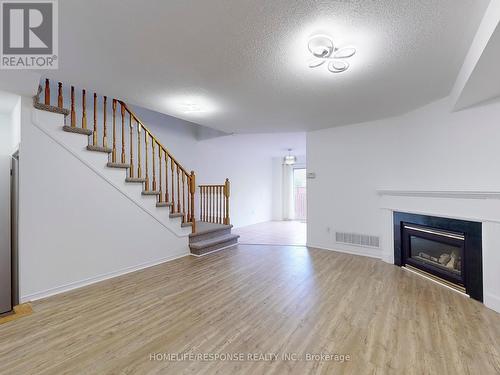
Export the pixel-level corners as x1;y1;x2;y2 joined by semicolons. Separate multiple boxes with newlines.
335;232;380;248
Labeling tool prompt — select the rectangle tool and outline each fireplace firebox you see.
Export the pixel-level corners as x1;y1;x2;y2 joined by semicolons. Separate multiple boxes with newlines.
394;212;483;302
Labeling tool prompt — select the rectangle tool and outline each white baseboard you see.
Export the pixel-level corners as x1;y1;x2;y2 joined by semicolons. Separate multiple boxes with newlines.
382;253;394;264
20;251;189;303
307;243;382;259
484;292;500;314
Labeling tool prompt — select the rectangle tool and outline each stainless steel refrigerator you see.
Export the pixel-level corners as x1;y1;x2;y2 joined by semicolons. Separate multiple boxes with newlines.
1;153;18;315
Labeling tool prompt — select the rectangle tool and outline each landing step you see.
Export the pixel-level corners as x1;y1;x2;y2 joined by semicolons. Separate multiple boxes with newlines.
142;190;161;196
34;101;70;116
62;126;93;136
181;222;193;227
125;177;146;183
87;145;112;153
169;213;184;218
189;234;239;250
156;202;173;207
189;234;239;256
107;162;130;169
189;224;232;238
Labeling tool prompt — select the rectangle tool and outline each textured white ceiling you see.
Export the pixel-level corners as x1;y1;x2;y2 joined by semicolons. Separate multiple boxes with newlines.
44;0;490;133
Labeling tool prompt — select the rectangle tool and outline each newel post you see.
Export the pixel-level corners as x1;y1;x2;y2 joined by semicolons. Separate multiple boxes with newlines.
190;171;196;233
224;178;230;225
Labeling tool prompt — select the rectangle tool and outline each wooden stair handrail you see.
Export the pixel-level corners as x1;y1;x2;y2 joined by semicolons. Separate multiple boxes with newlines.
117;101;188;175
36;79;197;232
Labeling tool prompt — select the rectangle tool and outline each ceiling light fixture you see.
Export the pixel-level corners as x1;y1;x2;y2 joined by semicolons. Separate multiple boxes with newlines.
283;149;297;165
307;34;356;73
181;102;206;114
166;94;218;117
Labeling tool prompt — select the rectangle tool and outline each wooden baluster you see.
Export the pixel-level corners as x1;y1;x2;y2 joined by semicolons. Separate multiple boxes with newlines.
210;186;213;223
182;173;186;222
208;187;211;222
201;187;204;221
187;176;191;222
177;165;181;214
216;186;219;223
70;86;76;127
82;89;87;129
171;158;175;211
44;79;50;105
102;96;107;147
222;187;225;224
112;100;117;162
121;104;126;163
158;148;163;202
206;187;209;222
57;82;63;108
224;178;230;225
199;187;203;221
190;171;196;232
152;139;157;191
93;93;97;146
164;152;169;203
137;124;142;178
144;132;149;191
221;186;224;224
129;116;134;178
219;186;222;224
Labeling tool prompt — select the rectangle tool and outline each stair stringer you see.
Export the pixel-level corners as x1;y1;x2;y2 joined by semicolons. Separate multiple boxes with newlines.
19;106;191;301
31;108;192;237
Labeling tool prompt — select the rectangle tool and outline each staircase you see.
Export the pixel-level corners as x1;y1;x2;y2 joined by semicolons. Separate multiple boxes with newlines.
189;222;239;256
34;79;239;255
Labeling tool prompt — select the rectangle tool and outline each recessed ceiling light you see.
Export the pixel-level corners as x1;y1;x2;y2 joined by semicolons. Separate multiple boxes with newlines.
181;102;206;114
307;34;356;73
165;94;218;117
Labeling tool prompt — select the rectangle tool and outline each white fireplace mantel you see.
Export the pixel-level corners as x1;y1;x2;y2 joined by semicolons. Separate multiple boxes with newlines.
377;189;500;224
377;189;500;200
377;188;500;314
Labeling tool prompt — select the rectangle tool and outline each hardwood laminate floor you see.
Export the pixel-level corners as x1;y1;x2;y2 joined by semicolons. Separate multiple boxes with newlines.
1;245;499;374
234;221;307;246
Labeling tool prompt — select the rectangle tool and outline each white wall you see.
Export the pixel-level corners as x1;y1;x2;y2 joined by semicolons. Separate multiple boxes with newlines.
271;157;283;220
130;105;306;228
193;134;274;227
36;84;306;229
18;98;189;301
307;96;500;312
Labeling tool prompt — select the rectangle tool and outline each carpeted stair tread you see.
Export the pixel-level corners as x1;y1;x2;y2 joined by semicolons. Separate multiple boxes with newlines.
62;126;93;136
107;162;130;169
87;145;112;153
189;234;240;250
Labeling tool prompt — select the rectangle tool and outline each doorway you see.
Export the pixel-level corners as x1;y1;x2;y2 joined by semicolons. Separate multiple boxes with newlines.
233;158;307;246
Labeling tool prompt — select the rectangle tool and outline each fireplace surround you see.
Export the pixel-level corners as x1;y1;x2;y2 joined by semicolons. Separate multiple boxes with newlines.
394;212;483;301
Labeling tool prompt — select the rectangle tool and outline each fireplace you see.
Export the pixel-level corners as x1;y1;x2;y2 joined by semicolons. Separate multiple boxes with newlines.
394;212;483;302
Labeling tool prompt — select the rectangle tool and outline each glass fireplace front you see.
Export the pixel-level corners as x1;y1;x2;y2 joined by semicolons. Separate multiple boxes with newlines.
402;223;465;287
